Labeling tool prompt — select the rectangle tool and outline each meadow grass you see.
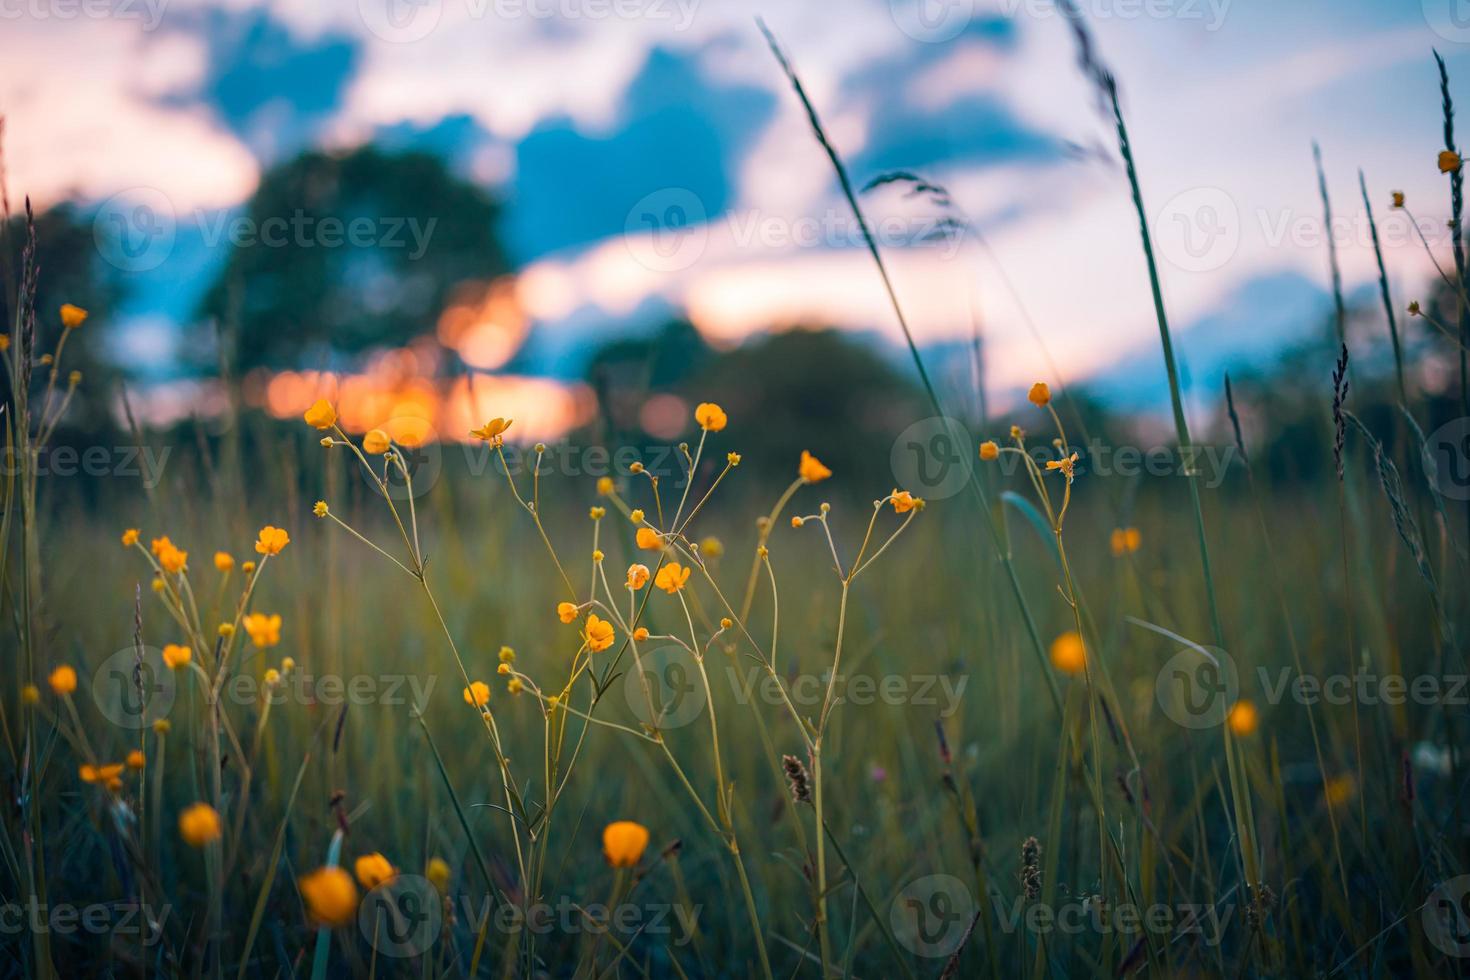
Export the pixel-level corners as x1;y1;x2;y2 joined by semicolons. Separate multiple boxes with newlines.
3;23;1470;980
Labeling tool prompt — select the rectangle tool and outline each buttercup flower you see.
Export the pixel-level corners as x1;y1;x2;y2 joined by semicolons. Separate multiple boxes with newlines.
979;441;999;461
363;429;391;455
126;750;145;770
626;563;651;590
891;489;923;514
654;563;691;594
798;451;831;483
162;644;191;670
464;681;491;707
633;627;650;642
498;646;515;663
355;853;397;889
304;400;337;430
80;763;124;784
694;402;727;432
603;820;650;868
700;536;723;558
507;677;525;694
636;527;662;550
426;857;451;895
597;476;614;496
1227;700;1259;737
60;304;88;329
314;501;328;518
470;418;513;443
629;508;645;523
557;601;579;624
121;528;140;547
243;613;282;648
214;551;234;572
584;614;616;653
1110;527;1141;556
1440;149;1462;173
158;543;188;574
1049;632;1087;675
1028;382;1051;406
48;666;77;696
178;803;222;847
263;668;281;686
254;525;289;556
21;685;39;705
1045;453;1079;480
299;867;358;927
727;452;741;466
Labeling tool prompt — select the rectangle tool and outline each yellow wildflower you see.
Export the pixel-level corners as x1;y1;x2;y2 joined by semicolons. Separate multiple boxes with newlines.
1227;700;1259;737
242;613;282;648
254;525;289;556
121;528;140;547
584;614;616;653
694;402;727;432
60;304;88;329
299;867;358;927
1028;381;1051;406
1049;632;1087;675
178;803;222;847
304;399;337;430
162;644;191;670
798;450;831;483
363;429;391;455
463;681;491;707
626;563;651;590
603;821;650;868
469;418;512;443
48;666;77;696
214;551;234;572
654;563;691;594
354;853;397;890
557;602;579;624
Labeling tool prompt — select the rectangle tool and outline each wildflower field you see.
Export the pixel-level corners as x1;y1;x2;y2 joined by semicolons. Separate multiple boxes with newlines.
7;9;1470;980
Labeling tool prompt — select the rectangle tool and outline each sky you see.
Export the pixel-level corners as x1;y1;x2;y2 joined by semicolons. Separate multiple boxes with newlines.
2;0;1468;428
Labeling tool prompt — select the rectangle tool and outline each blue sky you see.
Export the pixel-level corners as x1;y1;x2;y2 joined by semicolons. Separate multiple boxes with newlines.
2;0;1467;419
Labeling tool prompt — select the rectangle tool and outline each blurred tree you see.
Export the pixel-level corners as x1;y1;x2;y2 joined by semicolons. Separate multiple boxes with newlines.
196;146;509;370
680;327;924;491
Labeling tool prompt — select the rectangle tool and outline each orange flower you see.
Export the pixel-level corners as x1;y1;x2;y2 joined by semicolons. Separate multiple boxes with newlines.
603;821;650;868
633;627;650;642
1049;632;1086;675
1227;700;1259;737
626;563;651;590
1440;149;1462;174
162;644;192;670
254;525;289;556
463;681;491;707
557;601;579;624
636;527;662;551
694;402;727;432
178;802;222;847
121;528;140;547
470;418;513;443
1110;527;1141;556
214;551;234;572
1028;382;1051;406
304;399;337;430
158;543;188;574
583;614;616;653
654;563;691;594
299;867;358;927
355;853;397;890
126;750;145;770
890;489;923;514
242;613;282;648
979;441;999;461
798;451;831;483
48;665;77;696
362;429;391;455
60;304;88;329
